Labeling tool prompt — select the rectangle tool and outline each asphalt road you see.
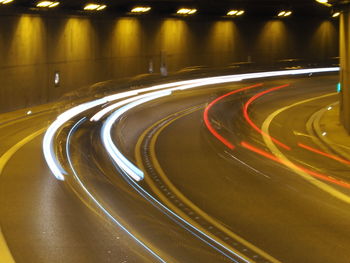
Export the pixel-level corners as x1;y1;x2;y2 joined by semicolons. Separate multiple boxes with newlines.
1;73;349;263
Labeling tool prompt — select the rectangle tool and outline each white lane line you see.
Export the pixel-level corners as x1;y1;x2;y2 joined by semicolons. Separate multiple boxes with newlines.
261;93;350;204
0;127;47;263
66;118;167;263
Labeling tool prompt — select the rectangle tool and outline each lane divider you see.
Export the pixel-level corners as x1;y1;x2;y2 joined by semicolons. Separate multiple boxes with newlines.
0;127;48;263
203;83;263;149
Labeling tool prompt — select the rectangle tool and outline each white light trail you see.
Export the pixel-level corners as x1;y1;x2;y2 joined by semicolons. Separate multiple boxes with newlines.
101;91;172;182
43;99;106;181
91;91;169;122
43;67;339;181
43;67;340;262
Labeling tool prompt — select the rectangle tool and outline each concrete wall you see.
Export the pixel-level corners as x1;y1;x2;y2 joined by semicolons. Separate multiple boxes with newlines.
0;13;339;112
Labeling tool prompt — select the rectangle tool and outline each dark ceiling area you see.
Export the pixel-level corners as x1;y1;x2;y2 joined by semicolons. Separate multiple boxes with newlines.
2;0;335;17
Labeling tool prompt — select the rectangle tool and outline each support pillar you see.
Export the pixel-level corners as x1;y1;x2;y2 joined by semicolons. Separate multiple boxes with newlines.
340;6;350;133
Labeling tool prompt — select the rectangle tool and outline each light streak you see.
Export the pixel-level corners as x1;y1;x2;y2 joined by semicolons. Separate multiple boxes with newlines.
92;91;167;122
101;91;172;182
43;67;340;261
298;143;350;165
243;84;291;150
43;99;106;181
241;141;350;189
44;67;340;181
203;83;263;149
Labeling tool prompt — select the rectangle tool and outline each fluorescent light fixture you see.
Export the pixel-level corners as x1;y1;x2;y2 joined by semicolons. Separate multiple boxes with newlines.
315;0;332;6
177;8;197;15
278;10;292;17
37;1;60;8
97;4;106;10
332;12;340;18
84;3;106;11
131;6;151;13
227;10;244;16
0;0;14;4
227;10;238;16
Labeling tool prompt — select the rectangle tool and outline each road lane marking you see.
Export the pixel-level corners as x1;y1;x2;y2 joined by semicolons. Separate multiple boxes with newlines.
261;93;350;204
135;106;282;263
66;118;167;263
0;110;52;130
0;127;47;263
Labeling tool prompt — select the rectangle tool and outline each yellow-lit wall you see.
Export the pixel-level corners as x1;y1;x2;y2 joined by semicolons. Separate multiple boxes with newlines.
0;14;339;112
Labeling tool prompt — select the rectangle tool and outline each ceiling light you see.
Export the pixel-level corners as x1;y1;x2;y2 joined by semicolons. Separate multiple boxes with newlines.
131;6;151;13
37;1;60;8
332;12;340;18
0;0;14;4
227;10;237;16
96;5;106;10
315;0;332;6
84;3;106;11
278;10;292;17
227;10;244;16
177;8;197;15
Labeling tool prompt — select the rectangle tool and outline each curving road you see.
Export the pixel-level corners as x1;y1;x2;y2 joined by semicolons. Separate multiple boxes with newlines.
1;70;349;263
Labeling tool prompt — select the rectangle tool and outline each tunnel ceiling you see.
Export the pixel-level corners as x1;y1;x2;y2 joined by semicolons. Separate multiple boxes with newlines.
4;0;334;17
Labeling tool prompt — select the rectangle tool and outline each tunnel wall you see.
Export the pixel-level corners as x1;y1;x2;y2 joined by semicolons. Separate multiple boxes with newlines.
0;13;339;113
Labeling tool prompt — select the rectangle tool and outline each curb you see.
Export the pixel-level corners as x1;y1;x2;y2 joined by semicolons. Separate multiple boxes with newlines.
312;102;350;161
